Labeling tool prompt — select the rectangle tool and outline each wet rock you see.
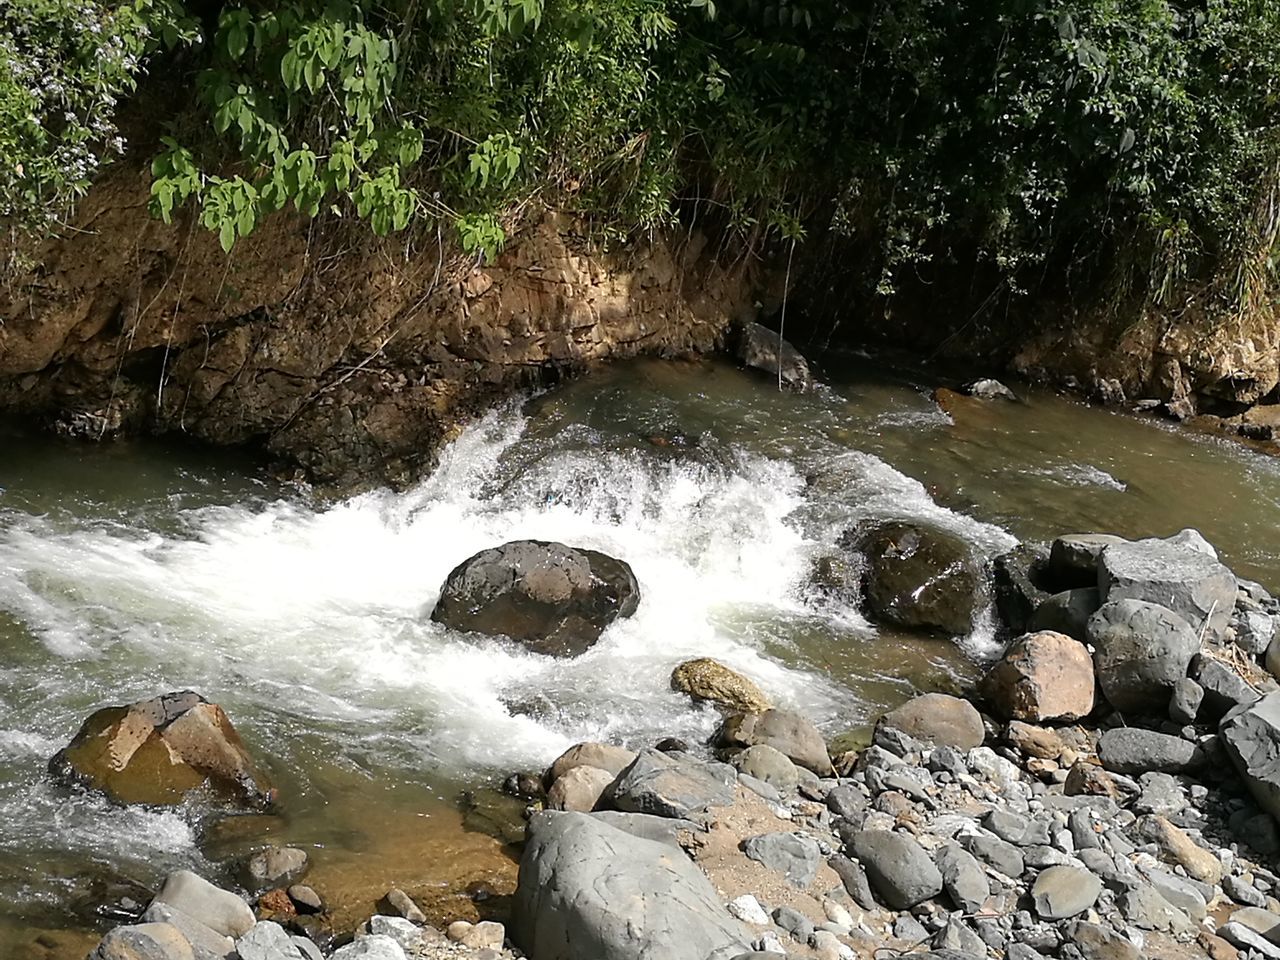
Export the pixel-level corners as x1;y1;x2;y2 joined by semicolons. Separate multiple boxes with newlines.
1098;535;1236;643
1190;653;1261;718
547;765;614;812
431;540;640;657
545;742;638;786
964;378;1018;401
879;693;985;750
671;659;771;714
732;321;813;391
743;832;822;888
847;521;982;635
935;842;989;913
247;848;308;889
255;889;295;921
1097;727;1197;774
376;889;424;924
849;829;944;909
1088;600;1200;714
285;886;323;916
49;691;274;808
90;923;195;960
153;871;255;940
1169;678;1204;725
1028;588;1101;643
1048;535;1126;590
1220;691;1280;820
514;811;752;960
503;771;545;801
237;921;304;960
1032;866;1101;920
718;709;834;776
606;748;736;819
981;631;1095;722
992;543;1053;636
732;745;799;792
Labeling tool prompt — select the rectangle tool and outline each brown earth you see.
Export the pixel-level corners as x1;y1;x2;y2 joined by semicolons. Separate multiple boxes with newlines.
0;163;755;491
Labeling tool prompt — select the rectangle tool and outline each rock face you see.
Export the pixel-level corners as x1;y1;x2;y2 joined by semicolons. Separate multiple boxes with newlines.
430;540;640;657
670;659;771;713
514;811;752;960
732;321;812;391
980;631;1095;722
1087;600;1200;714
1220;692;1280;820
717;709;834;776
849;522;981;635
1098;537;1237;642
49;692;274;808
879;694;985;750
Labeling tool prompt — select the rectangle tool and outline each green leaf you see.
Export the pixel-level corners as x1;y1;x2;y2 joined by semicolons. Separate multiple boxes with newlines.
218;219;236;252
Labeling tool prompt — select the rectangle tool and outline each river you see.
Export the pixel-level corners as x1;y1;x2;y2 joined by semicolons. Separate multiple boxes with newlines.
1;356;1277;956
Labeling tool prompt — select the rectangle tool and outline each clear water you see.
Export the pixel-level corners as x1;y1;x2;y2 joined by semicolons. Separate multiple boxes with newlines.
2;357;1279;955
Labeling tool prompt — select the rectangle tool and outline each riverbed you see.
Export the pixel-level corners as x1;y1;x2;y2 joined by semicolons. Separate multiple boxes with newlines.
1;356;1277;956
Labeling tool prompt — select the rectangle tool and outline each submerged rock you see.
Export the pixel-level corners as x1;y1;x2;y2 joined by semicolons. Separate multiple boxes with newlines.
980;631;1095;722
731;321;813;391
671;659;771;714
514;811;752;960
847;521;982;635
431;540;640;657
49;691;274;808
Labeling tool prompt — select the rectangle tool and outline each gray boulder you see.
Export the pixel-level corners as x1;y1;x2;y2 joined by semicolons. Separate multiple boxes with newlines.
1190;653;1261;718
1032;866;1101;920
961;833;1025;879
1028;588;1100;643
718;709;833;776
731;744;799;792
732;321;812;391
237;922;304;960
1098;536;1236;642
1168;678;1204;725
606;748;736;819
431;540;640;657
1220;691;1280;820
849;830;943;909
141;903;235;960
514;811;752;960
935;842;989;913
1097;727;1197;774
742;833;821;888
1049;534;1127;590
1088;599;1200;714
879;693;985;750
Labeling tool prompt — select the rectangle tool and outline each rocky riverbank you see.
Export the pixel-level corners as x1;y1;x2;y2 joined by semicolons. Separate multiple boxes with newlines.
73;525;1280;960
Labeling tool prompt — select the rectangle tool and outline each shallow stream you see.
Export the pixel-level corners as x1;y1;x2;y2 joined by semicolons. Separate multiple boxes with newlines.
2;356;1279;957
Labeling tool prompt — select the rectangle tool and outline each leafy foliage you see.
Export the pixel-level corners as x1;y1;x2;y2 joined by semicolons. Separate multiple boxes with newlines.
4;0;1280;317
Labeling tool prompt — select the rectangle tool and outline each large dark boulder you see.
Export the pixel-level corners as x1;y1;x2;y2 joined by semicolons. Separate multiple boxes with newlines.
513;812;752;960
49;691;274;808
1028;587;1101;643
431;540;640;657
1087;599;1200;715
1098;535;1236;643
847;522;982;636
731;321;812;391
991;542;1053;636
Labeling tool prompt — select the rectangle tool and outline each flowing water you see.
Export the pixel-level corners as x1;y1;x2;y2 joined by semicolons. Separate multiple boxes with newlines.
2;356;1280;956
